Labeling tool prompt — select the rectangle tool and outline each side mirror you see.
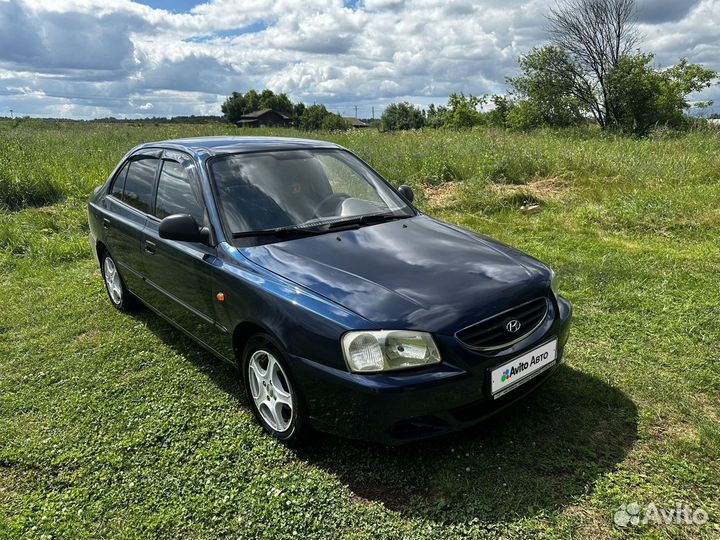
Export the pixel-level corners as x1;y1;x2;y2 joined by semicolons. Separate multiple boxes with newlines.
398;184;414;203
158;214;208;243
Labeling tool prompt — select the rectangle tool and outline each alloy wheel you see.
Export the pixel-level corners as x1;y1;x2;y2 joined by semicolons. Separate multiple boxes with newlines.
103;257;123;305
247;349;294;432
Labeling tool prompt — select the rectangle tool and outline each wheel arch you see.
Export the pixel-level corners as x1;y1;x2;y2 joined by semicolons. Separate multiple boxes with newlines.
233;321;282;364
95;240;108;264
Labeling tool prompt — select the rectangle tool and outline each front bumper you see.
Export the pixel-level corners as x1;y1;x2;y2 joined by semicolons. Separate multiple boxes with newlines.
293;295;573;444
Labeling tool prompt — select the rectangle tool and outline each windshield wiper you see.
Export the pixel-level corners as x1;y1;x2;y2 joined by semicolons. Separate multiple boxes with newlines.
322;213;406;231
232;213;409;238
231;225;325;238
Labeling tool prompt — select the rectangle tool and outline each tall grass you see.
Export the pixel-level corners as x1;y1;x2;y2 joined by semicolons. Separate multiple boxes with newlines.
2;120;719;208
1;119;719;268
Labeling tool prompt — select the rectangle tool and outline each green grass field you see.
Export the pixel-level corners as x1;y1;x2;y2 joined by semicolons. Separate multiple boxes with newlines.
1;120;719;539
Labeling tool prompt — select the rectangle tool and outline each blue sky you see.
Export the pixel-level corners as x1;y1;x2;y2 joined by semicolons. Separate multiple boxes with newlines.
0;0;717;119
135;0;203;11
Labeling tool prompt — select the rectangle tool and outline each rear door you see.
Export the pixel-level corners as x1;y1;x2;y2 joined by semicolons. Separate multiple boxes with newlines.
104;152;161;296
141;151;227;355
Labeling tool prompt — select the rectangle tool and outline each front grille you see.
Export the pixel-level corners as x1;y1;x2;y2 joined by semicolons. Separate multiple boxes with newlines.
455;297;549;351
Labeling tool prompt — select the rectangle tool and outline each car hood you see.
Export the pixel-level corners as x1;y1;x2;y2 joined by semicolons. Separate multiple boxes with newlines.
240;215;551;333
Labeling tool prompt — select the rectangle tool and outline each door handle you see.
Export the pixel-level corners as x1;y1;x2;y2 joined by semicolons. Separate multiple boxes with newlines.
144;240;156;255
102;218;111;229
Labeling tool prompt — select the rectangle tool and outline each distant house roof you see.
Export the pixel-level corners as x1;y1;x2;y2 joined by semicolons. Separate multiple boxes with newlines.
343;117;369;128
240;108;291;120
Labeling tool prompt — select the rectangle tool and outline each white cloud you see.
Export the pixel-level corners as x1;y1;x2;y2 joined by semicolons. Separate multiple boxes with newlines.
0;0;717;119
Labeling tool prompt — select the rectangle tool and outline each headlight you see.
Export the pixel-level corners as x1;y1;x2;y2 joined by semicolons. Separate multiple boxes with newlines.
341;330;441;373
550;269;559;296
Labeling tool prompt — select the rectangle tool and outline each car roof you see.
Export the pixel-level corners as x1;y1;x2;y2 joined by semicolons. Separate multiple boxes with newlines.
135;136;342;157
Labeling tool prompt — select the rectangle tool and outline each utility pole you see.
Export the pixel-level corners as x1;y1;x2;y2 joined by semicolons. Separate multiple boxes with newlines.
371;106;374;120
354;105;358;118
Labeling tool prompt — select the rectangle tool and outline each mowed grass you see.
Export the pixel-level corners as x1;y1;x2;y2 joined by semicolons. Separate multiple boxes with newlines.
1;120;719;539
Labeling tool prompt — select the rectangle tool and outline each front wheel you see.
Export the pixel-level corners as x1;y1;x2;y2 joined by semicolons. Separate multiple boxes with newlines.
242;334;308;445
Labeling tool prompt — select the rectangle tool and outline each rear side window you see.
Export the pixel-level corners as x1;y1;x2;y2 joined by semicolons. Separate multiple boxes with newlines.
155;160;205;224
122;157;158;213
110;161;129;198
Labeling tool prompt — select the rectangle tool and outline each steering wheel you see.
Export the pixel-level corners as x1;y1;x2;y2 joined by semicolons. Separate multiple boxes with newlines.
312;193;348;217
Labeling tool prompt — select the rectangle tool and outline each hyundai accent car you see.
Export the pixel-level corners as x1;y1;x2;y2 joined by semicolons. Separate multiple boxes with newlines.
88;136;572;444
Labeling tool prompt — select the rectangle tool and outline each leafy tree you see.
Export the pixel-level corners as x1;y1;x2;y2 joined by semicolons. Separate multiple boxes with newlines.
445;93;486;128
486;95;514;127
297;104;327;130
242;89;261;114
547;0;638;129
221;89;295;123
293;102;306;119
321;113;350;131
220;92;246;124
425;103;449;128
607;55;717;135
505;100;545;131
258;89;294;116
380;102;425;131
297;105;348;131
425;95;492;129
508;0;717;133
507;46;586;128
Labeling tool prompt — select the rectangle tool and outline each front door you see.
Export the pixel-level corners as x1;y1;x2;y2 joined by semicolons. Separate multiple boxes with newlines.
141;152;227;357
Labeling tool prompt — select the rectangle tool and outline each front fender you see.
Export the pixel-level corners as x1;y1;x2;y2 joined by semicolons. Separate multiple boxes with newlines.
212;243;367;371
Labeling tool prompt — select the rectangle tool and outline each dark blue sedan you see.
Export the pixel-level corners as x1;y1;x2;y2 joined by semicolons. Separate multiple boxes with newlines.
88;136;572;444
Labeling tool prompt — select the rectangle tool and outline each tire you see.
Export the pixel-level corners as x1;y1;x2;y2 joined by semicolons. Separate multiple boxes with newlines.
100;251;138;312
242;333;308;445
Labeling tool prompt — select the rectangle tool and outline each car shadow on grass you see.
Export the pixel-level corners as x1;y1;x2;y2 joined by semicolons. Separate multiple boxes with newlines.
296;364;638;523
134;311;637;523
134;310;247;403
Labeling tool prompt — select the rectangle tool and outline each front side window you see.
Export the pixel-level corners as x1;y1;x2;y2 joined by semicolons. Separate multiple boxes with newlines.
155;160;205;224
122;157;158;213
210;149;413;235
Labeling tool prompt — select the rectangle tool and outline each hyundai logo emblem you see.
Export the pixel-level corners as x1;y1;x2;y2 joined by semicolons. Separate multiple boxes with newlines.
506;319;522;333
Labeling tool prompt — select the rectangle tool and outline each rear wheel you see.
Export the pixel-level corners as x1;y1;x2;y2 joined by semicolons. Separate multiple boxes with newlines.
242;334;308;445
100;252;138;312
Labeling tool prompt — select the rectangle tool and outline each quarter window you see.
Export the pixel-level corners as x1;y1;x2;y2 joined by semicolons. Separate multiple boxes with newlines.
110;161;129;198
155;160;205;224
122;157;158;213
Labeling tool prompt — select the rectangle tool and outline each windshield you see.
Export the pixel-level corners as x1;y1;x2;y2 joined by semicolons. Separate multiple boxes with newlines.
209;149;414;235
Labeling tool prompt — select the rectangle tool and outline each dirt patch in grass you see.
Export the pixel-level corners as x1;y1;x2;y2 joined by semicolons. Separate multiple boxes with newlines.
564;505;615;539
74;329;101;343
694;395;720;424
649;421;698;443
491;176;571;201
423;181;462;209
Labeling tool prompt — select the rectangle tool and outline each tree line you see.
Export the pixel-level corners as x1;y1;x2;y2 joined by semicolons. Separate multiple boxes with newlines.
381;0;716;135
221;89;352;130
222;0;717;136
